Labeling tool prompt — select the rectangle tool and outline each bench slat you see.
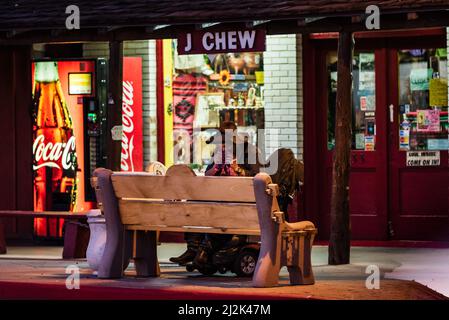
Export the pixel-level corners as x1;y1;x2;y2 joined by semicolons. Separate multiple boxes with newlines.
111;174;256;203
0;210;87;219
125;225;261;235
118;200;260;230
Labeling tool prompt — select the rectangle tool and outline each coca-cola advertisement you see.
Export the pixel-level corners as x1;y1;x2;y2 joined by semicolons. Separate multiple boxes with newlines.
31;58;143;238
32;60;96;238
121;57;143;172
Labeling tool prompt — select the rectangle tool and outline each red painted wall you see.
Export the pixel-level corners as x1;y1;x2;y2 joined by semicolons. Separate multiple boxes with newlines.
0;46;34;239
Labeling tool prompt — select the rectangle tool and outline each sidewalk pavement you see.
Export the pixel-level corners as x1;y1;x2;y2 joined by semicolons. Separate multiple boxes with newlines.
162;243;449;297
0;244;448;299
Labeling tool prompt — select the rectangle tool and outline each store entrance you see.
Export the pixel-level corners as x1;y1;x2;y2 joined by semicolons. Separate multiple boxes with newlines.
388;44;449;240
307;30;449;241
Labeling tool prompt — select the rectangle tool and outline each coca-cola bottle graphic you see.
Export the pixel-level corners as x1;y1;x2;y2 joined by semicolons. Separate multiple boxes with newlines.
32;61;78;238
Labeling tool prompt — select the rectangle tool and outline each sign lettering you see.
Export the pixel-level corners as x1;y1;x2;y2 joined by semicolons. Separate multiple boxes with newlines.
178;29;266;55
33;134;76;170
121;57;143;172
406;151;440;167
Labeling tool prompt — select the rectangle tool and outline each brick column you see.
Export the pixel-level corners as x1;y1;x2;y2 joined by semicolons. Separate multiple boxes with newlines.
263;34;303;160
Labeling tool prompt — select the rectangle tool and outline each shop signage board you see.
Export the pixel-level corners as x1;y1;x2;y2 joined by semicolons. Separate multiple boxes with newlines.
178;29;266;55
406;151;440;166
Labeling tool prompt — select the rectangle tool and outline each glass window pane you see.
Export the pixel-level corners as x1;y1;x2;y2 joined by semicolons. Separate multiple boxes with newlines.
168;40;265;168
398;48;448;151
327;51;376;151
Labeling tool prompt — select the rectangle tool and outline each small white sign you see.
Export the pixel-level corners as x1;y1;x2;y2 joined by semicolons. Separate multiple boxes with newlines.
111;125;123;141
406;151;440;167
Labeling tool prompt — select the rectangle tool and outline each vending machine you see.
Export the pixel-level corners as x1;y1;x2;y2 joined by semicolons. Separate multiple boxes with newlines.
31;58;108;238
31;57;143;239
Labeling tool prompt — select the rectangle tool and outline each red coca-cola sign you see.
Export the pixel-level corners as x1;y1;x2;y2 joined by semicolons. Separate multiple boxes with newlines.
121;57;143;172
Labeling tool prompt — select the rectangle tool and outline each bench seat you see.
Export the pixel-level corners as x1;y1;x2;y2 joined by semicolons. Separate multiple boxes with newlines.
93;165;317;287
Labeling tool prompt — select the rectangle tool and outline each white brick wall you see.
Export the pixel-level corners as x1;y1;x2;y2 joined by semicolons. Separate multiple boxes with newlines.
83;40;157;168
147;40;158;163
263;34;303;160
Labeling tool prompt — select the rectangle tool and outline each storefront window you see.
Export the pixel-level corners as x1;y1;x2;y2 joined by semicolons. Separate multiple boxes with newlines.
166;40;265;169
398;48;448;151
327;51;376;151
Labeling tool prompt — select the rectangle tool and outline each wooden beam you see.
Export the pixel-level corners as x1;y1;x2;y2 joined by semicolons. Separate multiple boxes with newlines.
1;10;449;45
328;31;353;265
5;29;32;38
98;26;124;34
152;24;171;31
106;41;123;171
246;20;271;28
196;22;221;30
156;39;165;164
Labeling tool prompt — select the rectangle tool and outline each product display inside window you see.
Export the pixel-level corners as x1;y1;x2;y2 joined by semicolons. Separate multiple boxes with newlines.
327;51;376;151
167;40;265;169
398;48;448;151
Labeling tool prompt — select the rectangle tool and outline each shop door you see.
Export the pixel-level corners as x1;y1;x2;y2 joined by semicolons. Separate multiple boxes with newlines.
319;47;389;240
388;46;449;240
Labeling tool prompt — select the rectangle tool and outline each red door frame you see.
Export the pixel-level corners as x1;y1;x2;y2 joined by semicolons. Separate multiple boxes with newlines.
303;28;447;240
156;39;165;164
303;37;390;239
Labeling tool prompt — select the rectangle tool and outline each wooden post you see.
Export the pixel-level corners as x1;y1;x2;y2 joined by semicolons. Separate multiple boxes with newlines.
328;31;353;265
0;221;6;254
106;41;123;171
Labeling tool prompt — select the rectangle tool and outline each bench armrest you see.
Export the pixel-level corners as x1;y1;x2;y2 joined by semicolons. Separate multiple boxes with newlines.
284;221;316;232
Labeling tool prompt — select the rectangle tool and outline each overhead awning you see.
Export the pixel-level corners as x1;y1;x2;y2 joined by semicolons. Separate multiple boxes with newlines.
1;0;449;43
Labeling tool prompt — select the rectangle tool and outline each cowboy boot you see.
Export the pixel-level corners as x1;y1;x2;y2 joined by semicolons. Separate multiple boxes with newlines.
170;233;203;265
193;238;214;266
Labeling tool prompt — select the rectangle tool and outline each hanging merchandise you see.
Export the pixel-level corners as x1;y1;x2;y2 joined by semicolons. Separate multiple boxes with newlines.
172;73;208;136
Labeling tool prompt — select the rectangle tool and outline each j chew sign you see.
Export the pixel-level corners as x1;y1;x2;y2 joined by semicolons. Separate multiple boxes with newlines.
178;29;266;55
406;151;440;167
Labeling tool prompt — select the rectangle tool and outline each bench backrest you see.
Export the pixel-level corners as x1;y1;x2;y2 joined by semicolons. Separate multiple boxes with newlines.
110;168;261;235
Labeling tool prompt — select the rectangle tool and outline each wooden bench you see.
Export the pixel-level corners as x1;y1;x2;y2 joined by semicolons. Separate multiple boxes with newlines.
92;165;317;287
0;211;89;259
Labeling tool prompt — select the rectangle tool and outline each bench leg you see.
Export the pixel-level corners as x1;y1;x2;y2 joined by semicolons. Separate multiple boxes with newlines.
287;233;315;285
0;221;6;254
133;230;160;277
95;168;131;279
252;224;283;287
62;220;90;259
98;228;129;279
252;174;283;288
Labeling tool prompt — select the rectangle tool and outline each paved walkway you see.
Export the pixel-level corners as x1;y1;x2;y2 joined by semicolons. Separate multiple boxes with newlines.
0;244;448;299
162;244;449;297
